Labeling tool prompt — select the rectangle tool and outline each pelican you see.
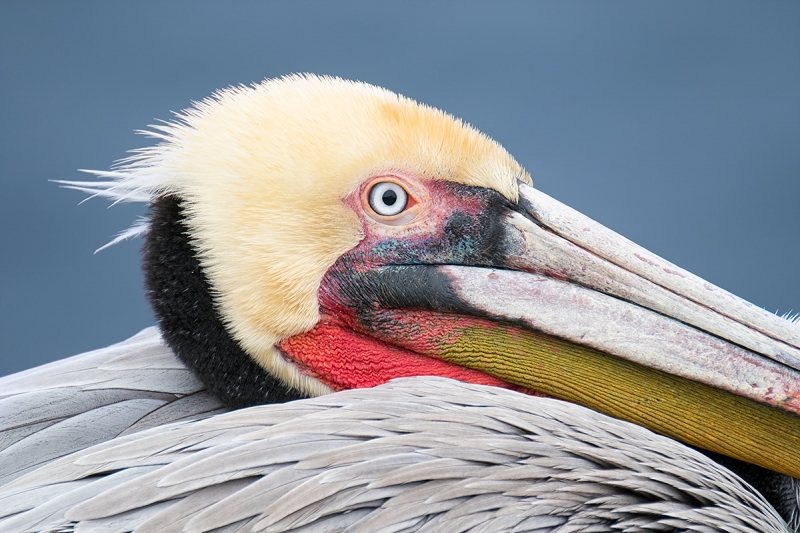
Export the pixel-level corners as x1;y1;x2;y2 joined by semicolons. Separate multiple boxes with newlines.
1;75;798;531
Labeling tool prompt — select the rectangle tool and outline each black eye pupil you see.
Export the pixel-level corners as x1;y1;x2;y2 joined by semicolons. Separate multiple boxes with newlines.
382;190;397;206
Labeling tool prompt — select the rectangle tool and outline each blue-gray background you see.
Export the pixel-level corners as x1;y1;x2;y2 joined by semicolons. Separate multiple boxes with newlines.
1;1;798;377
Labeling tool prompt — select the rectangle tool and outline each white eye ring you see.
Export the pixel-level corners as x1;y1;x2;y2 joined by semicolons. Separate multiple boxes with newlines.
368;182;408;216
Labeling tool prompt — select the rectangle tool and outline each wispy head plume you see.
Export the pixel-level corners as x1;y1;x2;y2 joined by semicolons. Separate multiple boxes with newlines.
53;119;188;250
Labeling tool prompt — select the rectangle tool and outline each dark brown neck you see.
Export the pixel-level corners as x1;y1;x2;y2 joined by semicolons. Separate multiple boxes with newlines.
143;195;303;409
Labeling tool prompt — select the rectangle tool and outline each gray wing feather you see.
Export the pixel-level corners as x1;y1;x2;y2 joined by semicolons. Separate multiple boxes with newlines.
73;500;176;533
0;328;190;396
0;398;168;482
0;479;94;520
0;369;789;533
0;466;159;533
120;391;226;437
133;479;254;533
0;328;225;488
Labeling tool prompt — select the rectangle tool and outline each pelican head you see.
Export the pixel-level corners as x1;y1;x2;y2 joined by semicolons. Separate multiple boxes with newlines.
66;75;800;483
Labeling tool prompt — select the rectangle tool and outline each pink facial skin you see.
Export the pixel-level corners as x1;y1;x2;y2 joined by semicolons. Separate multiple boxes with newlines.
278;173;525;392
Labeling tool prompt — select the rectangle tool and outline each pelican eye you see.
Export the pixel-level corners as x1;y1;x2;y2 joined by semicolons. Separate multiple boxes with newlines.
368;182;408;216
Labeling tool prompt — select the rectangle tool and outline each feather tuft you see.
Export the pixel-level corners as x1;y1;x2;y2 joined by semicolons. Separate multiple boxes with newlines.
779;311;800;325
94;217;151;254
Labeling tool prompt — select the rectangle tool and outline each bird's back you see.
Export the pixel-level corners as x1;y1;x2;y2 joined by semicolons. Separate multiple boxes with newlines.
0;335;789;533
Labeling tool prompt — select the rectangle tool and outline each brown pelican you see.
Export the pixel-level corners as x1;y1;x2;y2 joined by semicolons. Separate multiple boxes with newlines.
0;75;798;531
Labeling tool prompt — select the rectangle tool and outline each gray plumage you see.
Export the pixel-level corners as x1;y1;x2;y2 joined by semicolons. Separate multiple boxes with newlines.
0;327;225;486
0;330;789;533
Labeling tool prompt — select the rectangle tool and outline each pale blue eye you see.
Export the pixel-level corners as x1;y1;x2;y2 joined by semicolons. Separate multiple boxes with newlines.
369;182;408;216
